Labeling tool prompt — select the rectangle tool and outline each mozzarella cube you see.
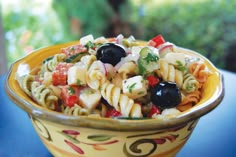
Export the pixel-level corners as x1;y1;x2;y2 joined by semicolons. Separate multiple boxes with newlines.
67;64;86;85
122;75;147;99
80;34;94;45
164;52;186;66
79;88;101;110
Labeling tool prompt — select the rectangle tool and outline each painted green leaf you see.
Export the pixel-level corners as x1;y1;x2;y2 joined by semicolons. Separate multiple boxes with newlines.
87;134;114;142
57;131;80;144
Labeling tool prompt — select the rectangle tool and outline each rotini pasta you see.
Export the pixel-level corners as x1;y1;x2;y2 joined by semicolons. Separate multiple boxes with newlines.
63;104;90;116
156;59;199;92
182;72;199;93
188;62;209;85
156;59;183;88
118;61;137;79
40;53;66;74
17;75;58;110
100;81;143;117
16;34;211;118
17;75;35;97
68;55;96;86
31;82;58;110
177;90;201;111
86;60;107;90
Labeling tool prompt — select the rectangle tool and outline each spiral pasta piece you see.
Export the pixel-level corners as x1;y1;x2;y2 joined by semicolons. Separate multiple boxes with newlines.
80;55;96;69
100;81;143;117
188;62;209;84
177;90;201;111
86;60;107;90
17;75;35;96
182;72;199;93
17;74;58;110
156;59;183;88
157;59;199;92
118;61;137;79
40;53;66;73
31;81;58;110
68;54;106;90
63;104;90;116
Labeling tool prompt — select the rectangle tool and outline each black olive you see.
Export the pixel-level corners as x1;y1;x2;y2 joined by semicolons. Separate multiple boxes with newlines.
150;81;181;110
96;43;126;66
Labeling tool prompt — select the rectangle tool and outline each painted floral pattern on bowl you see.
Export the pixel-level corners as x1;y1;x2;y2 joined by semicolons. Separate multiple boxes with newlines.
31;116;198;157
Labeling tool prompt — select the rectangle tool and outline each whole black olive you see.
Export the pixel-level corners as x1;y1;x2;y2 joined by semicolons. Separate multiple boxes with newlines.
96;43;126;66
150;81;181;110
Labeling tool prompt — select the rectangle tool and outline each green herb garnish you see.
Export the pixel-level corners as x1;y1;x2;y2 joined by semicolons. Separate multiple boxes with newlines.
187;85;194;91
70;46;75;51
143;53;159;64
138;91;145;95
85;41;96;49
128;83;136;93
68;87;75;95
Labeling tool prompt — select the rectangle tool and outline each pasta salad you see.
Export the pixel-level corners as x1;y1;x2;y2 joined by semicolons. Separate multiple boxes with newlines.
17;34;210;119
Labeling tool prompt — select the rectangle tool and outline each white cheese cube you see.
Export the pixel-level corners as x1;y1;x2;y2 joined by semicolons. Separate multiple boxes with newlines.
79;88;101;110
80;34;94;45
131;46;144;55
67;64;86;86
122;75;147;99
164;52;186;66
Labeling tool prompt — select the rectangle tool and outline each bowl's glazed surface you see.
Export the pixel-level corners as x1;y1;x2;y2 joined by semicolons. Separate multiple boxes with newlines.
31;116;198;157
5;40;224;157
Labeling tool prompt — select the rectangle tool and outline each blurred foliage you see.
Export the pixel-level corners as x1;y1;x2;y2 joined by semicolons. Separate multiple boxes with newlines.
52;0;113;38
2;0;236;70
2;1;66;66
131;0;236;68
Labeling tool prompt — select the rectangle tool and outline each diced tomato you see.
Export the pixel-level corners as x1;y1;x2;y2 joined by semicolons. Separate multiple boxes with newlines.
52;63;73;86
146;75;159;87
52;70;67;86
61;85;80;107
62;44;87;57
105;108;122;118
148;35;165;48
147;105;161;118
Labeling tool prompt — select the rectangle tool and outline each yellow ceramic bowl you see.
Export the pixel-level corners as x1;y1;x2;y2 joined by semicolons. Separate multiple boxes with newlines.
5;40;224;157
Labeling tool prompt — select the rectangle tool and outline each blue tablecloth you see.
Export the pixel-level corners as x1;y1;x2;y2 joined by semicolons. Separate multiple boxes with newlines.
1;70;236;157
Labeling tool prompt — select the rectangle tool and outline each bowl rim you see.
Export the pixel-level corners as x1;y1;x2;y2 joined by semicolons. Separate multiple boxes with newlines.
5;41;225;131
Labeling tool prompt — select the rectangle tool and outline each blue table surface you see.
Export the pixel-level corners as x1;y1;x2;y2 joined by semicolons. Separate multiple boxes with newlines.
0;70;236;157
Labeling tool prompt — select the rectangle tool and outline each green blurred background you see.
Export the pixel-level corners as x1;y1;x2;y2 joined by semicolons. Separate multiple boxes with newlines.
1;0;236;72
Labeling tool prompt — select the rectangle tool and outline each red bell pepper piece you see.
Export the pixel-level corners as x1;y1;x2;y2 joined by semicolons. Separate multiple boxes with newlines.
149;35;165;48
148;105;161;118
105;108;122;118
146;75;159;87
61;85;80;107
